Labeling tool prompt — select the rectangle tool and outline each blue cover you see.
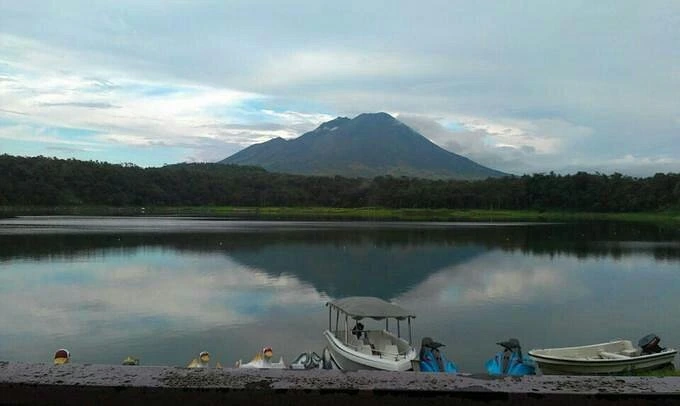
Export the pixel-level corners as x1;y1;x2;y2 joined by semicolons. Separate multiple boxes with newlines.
419;347;458;373
485;350;536;376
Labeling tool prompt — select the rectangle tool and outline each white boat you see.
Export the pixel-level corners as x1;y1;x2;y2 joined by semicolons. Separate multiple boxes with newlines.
323;297;417;372
529;339;677;375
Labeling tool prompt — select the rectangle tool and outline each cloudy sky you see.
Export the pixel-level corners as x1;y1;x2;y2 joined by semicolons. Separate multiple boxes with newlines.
0;0;678;175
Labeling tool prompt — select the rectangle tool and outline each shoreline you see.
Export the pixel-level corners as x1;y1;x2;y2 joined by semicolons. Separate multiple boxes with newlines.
1;206;679;225
2;361;680;405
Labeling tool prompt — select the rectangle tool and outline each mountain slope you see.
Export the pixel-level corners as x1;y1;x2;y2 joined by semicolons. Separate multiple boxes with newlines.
220;112;507;179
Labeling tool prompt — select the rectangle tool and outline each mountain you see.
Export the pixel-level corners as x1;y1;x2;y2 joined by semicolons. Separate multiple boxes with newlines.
219;112;507;179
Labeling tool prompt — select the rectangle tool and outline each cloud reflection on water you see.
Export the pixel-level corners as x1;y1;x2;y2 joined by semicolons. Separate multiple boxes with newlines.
0;250;327;365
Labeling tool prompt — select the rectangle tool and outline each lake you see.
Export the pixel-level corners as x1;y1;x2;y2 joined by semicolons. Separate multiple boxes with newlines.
0;216;679;372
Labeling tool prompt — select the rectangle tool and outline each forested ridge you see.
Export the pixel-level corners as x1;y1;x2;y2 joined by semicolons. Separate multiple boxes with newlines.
1;154;679;211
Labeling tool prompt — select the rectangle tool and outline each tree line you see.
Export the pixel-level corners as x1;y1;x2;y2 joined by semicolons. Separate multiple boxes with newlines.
1;154;679;211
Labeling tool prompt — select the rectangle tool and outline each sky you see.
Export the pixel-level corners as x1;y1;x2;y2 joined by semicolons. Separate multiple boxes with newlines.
0;0;678;176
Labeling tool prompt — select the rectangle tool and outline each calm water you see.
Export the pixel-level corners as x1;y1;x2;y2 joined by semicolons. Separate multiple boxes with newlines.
1;216;679;372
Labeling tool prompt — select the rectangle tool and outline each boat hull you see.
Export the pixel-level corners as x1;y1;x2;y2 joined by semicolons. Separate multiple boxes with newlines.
532;354;675;375
323;330;415;372
529;341;677;375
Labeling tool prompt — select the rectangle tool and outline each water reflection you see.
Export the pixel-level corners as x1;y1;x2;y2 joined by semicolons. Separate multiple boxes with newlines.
397;251;680;371
0;217;678;372
0;249;327;366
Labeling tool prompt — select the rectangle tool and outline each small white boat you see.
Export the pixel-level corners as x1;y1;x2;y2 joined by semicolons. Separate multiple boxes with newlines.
236;347;286;369
529;337;677;375
323;297;417;372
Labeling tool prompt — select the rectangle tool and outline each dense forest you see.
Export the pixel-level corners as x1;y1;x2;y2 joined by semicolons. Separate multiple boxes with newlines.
1;154;679;211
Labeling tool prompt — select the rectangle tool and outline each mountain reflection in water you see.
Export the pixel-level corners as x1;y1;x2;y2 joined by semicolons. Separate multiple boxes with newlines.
0;218;678;372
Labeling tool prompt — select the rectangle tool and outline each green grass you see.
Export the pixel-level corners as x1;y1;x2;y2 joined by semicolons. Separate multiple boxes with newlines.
2;206;680;224
633;365;680;377
150;207;680;224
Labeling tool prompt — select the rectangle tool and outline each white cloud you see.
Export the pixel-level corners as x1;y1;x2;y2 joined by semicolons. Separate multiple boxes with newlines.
0;124;102;151
0;256;327;338
398;114;598;175
96;133;157;147
455;116;577;155
0;34;332;164
399;258;582;308
0;43;260;145
259;110;334;128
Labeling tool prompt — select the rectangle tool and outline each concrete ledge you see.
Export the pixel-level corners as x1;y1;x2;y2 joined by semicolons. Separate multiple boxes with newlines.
1;361;680;405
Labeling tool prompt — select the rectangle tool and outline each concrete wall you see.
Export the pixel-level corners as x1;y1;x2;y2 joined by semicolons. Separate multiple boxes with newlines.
1;361;680;405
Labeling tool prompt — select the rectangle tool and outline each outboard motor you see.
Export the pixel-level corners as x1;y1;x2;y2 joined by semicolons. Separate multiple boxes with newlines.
639;334;665;355
485;338;536;377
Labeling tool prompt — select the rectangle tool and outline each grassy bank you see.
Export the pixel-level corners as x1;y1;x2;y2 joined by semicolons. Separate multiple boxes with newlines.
198;207;680;224
633;365;680;377
2;206;680;224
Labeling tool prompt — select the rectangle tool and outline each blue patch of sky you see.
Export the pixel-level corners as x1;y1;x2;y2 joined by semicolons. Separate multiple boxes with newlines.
206;97;333;125
0;61;16;76
0;117;18;127
89;145;187;167
1;124;100;159
128;83;192;97
2;121;101;140
205;100;268;124
96;82;194;97
141;86;183;97
1;139;42;157
50;126;101;139
441;120;465;132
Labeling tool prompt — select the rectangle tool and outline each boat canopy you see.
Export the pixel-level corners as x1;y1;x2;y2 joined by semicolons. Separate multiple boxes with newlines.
326;297;415;320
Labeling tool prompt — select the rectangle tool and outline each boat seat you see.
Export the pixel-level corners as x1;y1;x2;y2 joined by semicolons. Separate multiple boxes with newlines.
382;344;399;359
366;333;390;351
359;345;373;355
599;351;630;359
347;334;362;348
